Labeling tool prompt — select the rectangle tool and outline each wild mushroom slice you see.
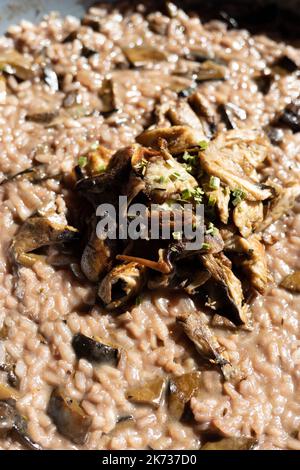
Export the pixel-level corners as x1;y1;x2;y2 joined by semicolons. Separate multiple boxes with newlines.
188;92;217;137
0;399;42;450
26;111;59;124
72;333;119;366
0;50;35;81
225;234;270;294
136;126;207;154
201;253;249;326
99;78;118;115
257;183;300;232
75;145;112;179
196;60;227;82
280;271;300;293
122;45;167;67
168;371;203;420
201;436;257;450
81;216;118;283
232;200;264;238
166;101;207;136
177;312;237;381
0;164;56;186
219;103;247;129
47;389;92;445
199;145;272;202
0;383;20;401
11;216;79;268
126;377;166;408
98;262;147;310
202;176;230;224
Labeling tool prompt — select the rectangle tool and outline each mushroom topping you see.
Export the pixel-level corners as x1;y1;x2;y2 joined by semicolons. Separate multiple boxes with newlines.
122;46;167;67
0;50;35;81
47;388;92;445
99;78;118;115
201;253;249;326
196;60;227;82
168;371;202;420
257;183;300;232
177;312;238;381
98;262;147;310
0;383;20;401
201;436;257;450
280;271;300;293
75;145;112;179
0;399;42;450
126;377;166;408
72;333;119;366
136;126;207;154
277;98;300;133
26;111;59;124
232;200;264;238
11;215;79;268
166;101;208;137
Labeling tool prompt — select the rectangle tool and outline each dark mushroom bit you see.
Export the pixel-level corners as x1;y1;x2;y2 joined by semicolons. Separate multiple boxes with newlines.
47;388;92;445
201;436;257;450
0;398;42;450
168;371;203;420
126;377;166;408
72;333;119;366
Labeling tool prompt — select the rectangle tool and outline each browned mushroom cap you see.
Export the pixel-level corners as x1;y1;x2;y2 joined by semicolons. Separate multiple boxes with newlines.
122;45;167;67
166;101;208;139
0;50;35;81
188;92;217;137
177;312;237;381
47;388;92;445
72;333;119;366
98;262;147;310
201;436;257;450
257;183;300;232
0;399;42;450
168;371;203;420
280;271;300;293
136;126;207;154
126;377;166;408
11;215;79;268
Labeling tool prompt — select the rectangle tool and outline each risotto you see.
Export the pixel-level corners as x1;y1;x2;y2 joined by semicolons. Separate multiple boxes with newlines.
0;1;300;450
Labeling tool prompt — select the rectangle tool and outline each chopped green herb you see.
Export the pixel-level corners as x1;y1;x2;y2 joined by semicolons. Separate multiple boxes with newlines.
208;195;216;206
135;296;142;306
78;156;87;168
209;176;220;190
198;140;208;150
192;187;204;204
205;222;218;236
201;242;211;250
155;175;169;184
172;231;182;240
96;164;106;173
136;158;147;175
181;188;192;200
232;188;246;206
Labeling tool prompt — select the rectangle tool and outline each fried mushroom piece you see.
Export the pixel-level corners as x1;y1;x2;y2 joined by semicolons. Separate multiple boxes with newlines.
98;262;147;310
72;333;119;366
166;100;208;137
126;377;166;408
168;371;203;420
177;312;238;381
47;389;92;445
11;215;79;268
201;436;257;450
122;45;167;66
0;399;42;450
280;271;300;293
0;50;35;81
199;131;273;201
232;200;264;238
201;253;249;326
136;126;207;154
225;234;270;294
257;183;300;232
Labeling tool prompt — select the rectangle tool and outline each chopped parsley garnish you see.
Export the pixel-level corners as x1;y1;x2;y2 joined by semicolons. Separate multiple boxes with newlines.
232;188;246;206
208;194;217;206
198;140;208;150
155;175;169;184
209;176;220;190
181;188;193;200
201;242;211;250
181;187;204;204
205;222;218;236
78;156;87;168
